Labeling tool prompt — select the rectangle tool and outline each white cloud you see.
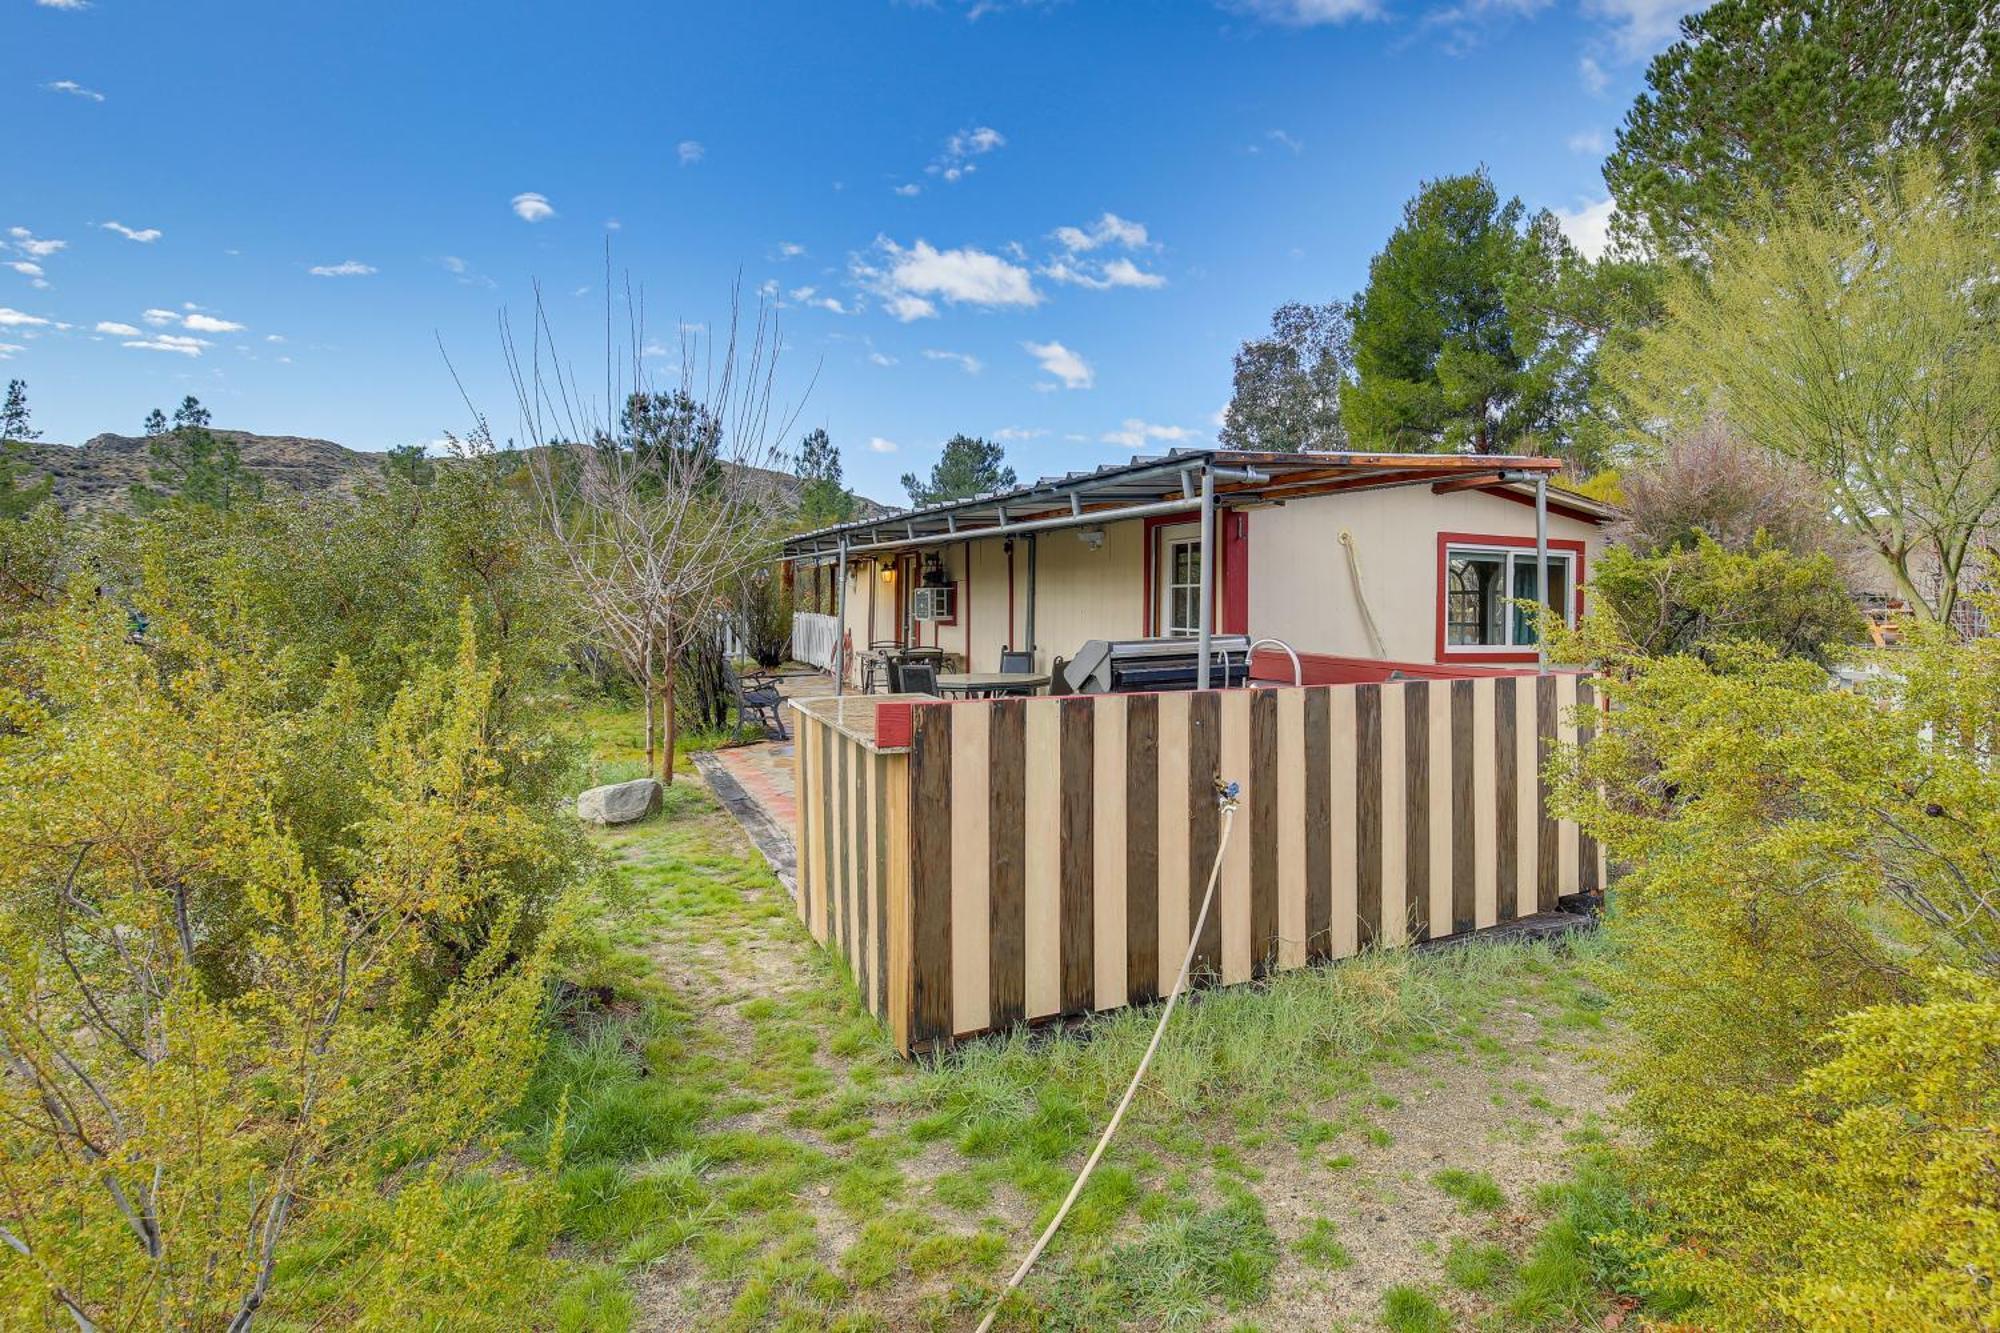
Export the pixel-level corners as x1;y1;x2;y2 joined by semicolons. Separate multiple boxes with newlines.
265;333;285;343
37;0;90;9
789;286;853;314
1224;0;1381;25
95;320;141;335
867;350;898;367
893;183;922;197
1101;418;1197;448
0;344;24;359
441;255;467;273
7;229;67;259
44;80;104;102
182;312;244;333
775;242;806;259
141;308;176;326
993;426;1047;441
6;262;44;279
1578;56;1609;92
1585;0;1700;59
928;125;1005;183
1266;128;1305;155
854;237;1041;321
308;259;376;277
867;437;899;454
1553;196;1616;260
123;333;207;357
1023;340;1094;390
1044;255;1167;291
677;140;705;166
1052;212;1151;253
0;308;52;328
510;192;555;222
101;221;161;243
923;348;983;374
1567;129;1607;154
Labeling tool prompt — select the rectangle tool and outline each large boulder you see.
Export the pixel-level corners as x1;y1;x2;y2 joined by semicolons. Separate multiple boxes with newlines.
576;778;662;825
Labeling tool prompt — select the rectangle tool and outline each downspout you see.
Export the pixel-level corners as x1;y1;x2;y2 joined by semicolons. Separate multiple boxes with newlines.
1026;534;1038;660
1197;465;1216;690
1534;476;1549;669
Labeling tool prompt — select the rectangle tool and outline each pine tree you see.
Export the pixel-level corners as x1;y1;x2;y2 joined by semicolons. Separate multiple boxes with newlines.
794;427;857;529
0;379;52;519
900;434;1015;506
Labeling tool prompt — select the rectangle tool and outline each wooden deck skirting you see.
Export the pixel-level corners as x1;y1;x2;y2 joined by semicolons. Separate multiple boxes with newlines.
791;676;1605;1056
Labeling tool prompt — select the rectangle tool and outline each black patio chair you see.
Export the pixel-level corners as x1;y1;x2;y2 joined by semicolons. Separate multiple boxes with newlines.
726;661;789;739
998;649;1034;674
892;661;941;696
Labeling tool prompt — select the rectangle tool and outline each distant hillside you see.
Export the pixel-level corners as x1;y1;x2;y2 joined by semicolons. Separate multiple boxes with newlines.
15;430;895;520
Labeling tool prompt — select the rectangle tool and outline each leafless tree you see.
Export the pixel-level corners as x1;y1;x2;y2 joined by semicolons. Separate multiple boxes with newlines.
508;277;803;782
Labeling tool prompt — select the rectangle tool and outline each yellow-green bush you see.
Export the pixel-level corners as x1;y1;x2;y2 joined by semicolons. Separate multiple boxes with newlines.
1554;607;2000;1329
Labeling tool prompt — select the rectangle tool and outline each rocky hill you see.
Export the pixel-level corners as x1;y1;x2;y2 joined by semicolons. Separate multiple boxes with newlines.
15;430;893;519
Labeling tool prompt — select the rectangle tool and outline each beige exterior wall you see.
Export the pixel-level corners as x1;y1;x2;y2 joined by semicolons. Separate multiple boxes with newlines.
820;485;1605;683
1246;486;1605;662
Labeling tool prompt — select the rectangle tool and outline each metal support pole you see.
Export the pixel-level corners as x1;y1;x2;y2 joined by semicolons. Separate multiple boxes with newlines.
1534;476;1549;668
834;533;849;696
1025;533;1038;658
1197;465;1216;690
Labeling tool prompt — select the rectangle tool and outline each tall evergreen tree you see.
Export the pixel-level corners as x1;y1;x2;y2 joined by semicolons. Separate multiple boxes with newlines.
1343;173;1550;455
900;434;1015;507
133;396;259;511
1;379;52;519
793;427;857;528
1605;0;2000;261
1220;302;1352;453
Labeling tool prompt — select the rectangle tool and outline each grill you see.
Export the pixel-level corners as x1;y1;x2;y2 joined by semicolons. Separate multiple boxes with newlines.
1062;636;1253;694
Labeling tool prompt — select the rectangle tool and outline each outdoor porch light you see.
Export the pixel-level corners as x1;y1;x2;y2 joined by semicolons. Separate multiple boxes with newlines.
880;564;894;582
1077;526;1105;550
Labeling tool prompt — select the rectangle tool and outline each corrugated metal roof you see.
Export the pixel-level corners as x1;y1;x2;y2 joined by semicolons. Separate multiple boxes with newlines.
781;448;1613;559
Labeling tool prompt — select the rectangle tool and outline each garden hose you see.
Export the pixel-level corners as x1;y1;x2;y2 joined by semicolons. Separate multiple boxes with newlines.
973;776;1243;1333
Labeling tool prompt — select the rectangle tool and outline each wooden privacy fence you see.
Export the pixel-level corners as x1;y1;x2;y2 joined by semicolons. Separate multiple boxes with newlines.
792;674;1603;1056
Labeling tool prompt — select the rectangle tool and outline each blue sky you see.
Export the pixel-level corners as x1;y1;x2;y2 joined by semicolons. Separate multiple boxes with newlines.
5;0;1693;502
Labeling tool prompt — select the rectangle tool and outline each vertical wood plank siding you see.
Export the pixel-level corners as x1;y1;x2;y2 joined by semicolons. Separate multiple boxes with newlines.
1402;682;1430;943
794;674;1601;1055
1450;680;1476;936
987;700;1027;1031
1124;693;1160;1006
1059;697;1095;1013
1354;684;1384;950
1249;688;1279;977
1186;690;1222;984
908;704;953;1048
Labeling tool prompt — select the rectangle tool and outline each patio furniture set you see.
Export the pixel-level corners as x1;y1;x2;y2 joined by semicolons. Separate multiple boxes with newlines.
859;641;1052;699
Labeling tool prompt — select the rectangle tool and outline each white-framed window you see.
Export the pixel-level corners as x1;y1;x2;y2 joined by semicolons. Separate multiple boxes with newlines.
1444;544;1574;650
1162;536;1203;638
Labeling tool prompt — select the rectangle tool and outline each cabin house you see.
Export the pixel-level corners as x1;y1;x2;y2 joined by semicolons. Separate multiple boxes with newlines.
777;452;1620;1054
783;449;1615;687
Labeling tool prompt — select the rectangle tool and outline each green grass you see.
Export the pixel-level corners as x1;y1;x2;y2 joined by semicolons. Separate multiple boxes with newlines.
1381;1283;1453;1333
1443;1237;1513;1292
510;700;1626;1331
1293;1217;1355;1270
1432;1167;1507;1213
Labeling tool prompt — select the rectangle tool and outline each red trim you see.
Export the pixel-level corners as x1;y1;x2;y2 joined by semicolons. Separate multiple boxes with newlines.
1140;513;1183;636
1434;531;1587;664
1221;509;1249;635
1251;648;1537;685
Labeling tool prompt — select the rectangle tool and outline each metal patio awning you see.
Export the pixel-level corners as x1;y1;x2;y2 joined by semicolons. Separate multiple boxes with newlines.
779;448;1608;563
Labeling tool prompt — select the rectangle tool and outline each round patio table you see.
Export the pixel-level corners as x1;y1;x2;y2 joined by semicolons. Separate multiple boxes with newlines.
934;671;1050;698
